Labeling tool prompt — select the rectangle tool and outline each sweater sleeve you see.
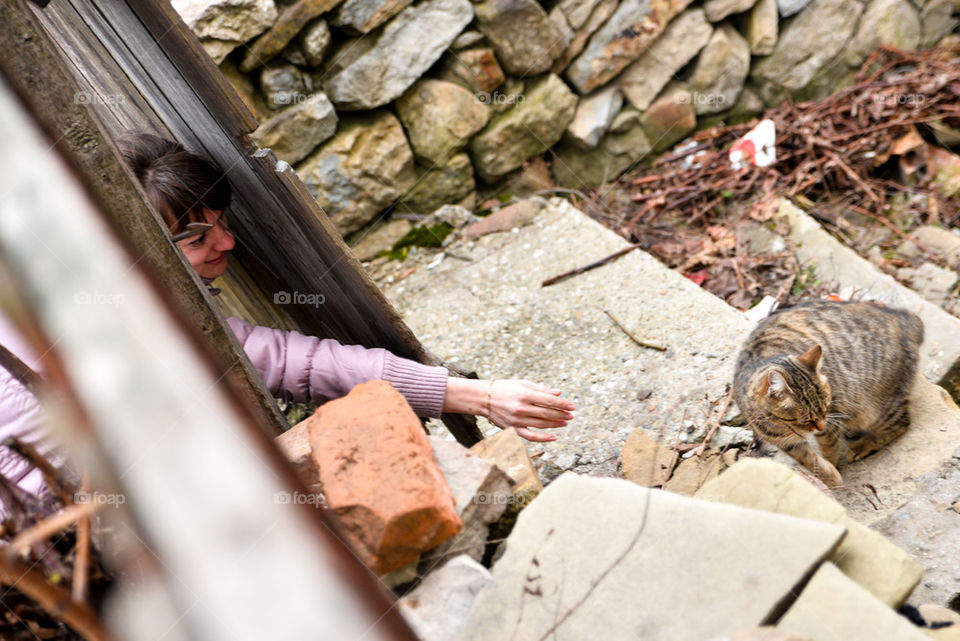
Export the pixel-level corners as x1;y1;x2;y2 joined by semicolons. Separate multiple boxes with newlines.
226;317;449;418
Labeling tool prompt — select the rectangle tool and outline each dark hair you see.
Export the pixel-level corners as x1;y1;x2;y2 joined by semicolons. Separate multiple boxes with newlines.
116;131;231;232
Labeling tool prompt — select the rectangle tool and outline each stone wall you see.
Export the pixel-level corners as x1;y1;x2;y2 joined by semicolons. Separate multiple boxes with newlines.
174;0;959;237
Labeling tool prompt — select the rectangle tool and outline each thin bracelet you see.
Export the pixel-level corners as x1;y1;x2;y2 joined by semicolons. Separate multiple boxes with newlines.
486;379;495;419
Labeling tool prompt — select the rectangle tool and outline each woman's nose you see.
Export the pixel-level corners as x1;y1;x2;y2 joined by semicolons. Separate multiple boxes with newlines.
212;224;235;252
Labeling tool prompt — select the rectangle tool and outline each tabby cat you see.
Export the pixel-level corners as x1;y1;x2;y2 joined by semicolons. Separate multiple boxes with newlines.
733;300;924;486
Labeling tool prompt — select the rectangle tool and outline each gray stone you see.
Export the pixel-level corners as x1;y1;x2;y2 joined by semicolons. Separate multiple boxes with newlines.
324;0;473;110
564;86;623;150
260;63;310;110
350;218;414;261
219;58;266;119
455;474;846;641
618;9;713;112
752;0;863;93
609;106;641;134
452;30;485;49
426;205;475;228
398;154;477;216
239;0;338;71
398;555;491;641
472;0;567;75
747;0;778;55
252;92;337;164
199;38;243;64
331;0;412;34
551;0;618;74
778;0;809;14
897;225;960;269
778;563;930;641
897;262;958;307
300;18;332;67
846;0;921;65
921;0;960;48
552;119;651;188
468;74;578;182
705;0;759;21
470;428;542;506
688;24;751;115
382;199;755;480
281;40;308;66
395;80;490;165
696;459;922;608
566;0;696;94
548;6;576;54
436;48;505;96
173;0;277;62
776;199;960;383
296;111;415;235
640;84;697;152
554;0;608;29
423;436;512;565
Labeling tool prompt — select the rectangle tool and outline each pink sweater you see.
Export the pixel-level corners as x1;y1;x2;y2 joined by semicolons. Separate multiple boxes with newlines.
0;314;57;516
226;318;449;417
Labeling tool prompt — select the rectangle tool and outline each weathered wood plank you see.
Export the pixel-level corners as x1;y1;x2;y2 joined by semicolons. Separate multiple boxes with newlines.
7;0;289;437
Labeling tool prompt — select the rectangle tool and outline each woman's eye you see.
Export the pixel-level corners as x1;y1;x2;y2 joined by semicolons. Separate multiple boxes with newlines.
189;234;206;247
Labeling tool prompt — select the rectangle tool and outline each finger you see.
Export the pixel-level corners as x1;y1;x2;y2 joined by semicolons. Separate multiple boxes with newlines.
525;391;576;412
512;417;568;430
517;405;573;422
513;427;557;442
519;380;565;396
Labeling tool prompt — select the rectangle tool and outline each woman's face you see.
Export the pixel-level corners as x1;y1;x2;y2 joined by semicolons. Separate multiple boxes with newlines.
177;208;235;280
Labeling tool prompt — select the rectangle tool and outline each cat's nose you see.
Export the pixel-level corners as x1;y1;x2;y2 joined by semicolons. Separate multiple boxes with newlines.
814;419;827;432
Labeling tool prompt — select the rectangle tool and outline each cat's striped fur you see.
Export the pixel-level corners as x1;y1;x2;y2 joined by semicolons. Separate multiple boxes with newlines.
733;300;923;486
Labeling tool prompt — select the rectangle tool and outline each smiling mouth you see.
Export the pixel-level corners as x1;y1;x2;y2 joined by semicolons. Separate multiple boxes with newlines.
206;255;226;264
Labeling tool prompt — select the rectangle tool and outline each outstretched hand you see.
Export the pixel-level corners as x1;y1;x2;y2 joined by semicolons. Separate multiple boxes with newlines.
485;380;574;443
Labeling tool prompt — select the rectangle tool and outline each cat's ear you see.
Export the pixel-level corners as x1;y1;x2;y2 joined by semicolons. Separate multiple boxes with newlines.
797;345;823;372
765;371;789;399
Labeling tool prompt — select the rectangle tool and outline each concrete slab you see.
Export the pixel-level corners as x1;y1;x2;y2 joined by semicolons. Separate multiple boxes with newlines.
778;563;929;641
383;198;754;476
456;473;846;641
776;199;960;383
696;459;922;608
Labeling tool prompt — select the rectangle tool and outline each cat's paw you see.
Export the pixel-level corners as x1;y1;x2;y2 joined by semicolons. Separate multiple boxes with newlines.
844;445;875;463
816;462;843;487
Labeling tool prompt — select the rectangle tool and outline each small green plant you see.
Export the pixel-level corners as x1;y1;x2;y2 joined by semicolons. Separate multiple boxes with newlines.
791;263;820;297
383;222;454;260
